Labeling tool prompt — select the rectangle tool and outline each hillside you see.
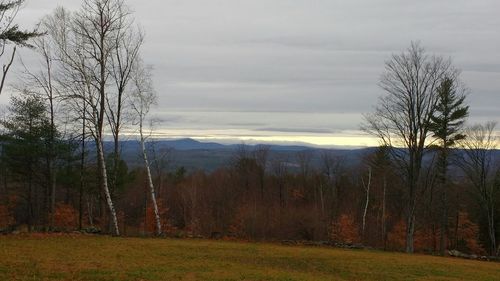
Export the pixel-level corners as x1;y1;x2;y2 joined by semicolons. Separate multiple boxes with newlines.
0;235;499;281
109;138;371;171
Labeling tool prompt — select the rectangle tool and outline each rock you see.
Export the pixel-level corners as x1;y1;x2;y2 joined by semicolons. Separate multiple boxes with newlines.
210;232;222;240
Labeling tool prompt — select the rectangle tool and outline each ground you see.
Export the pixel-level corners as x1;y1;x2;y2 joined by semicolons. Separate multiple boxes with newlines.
0;235;499;281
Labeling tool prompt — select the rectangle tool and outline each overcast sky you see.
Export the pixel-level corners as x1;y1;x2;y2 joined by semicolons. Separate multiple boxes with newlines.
2;0;500;147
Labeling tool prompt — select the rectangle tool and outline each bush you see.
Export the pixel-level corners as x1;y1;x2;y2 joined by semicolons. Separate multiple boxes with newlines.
53;203;78;231
330;214;360;244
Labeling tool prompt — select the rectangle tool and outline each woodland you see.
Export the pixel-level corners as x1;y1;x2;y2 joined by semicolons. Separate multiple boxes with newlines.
0;0;499;260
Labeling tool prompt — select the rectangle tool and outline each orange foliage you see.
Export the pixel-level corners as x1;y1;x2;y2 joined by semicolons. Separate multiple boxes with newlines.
387;215;484;255
414;228;437;253
455;211;485;255
145;199;171;234
388;220;438;252
330;214;360;244
54;204;78;230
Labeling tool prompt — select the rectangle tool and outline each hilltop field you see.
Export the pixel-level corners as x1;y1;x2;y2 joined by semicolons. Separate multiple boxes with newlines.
0;235;499;281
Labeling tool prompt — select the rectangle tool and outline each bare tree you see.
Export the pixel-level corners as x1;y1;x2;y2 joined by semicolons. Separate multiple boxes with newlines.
271;155;288;208
297;150;313;189
42;1;135;236
363;42;455;253
40;7;91;231
106;8;143;198
18;21;61;230
456;122;499;256
253;145;270;199
149;140;173;199
131;63;162;236
321;150;348;217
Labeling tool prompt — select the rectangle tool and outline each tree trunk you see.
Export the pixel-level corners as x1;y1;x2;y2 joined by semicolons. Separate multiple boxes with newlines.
140;125;162;236
362;167;372;237
79;116;86;230
87;196;94;227
439;185;448;255
319;184;325;216
96;138;120;236
406;212;416;253
487;204;496;256
406;156;420;254
382;175;387;250
48;76;56;231
438;143;449;256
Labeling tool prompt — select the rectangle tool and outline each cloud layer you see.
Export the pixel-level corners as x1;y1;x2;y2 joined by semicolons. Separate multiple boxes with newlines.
2;0;499;146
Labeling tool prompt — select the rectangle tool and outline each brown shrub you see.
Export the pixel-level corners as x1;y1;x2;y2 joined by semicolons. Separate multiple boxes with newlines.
455;211;485;255
53;203;78;231
330;214;360;244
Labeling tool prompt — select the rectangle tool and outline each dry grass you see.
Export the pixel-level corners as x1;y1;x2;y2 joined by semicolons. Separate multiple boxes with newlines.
0;235;499;280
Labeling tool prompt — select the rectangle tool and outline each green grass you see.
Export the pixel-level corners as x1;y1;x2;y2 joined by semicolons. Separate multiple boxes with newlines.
0;235;499;280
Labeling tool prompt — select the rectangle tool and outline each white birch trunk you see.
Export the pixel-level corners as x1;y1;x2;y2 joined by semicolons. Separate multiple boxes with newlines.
382;175;387;248
96;137;120;236
140;120;162;236
362;167;372;236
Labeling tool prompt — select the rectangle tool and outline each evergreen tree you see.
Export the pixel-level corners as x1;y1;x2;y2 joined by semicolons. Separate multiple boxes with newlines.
0;0;43;94
429;77;469;255
1;94;54;230
0;1;41;45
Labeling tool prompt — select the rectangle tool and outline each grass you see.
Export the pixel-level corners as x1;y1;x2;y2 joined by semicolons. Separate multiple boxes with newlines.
0;235;499;280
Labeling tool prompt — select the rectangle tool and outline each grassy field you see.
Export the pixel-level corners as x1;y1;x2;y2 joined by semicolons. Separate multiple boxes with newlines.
0;235;499;281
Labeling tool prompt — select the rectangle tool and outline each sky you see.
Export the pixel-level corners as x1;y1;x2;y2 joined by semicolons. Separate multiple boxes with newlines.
1;0;500;147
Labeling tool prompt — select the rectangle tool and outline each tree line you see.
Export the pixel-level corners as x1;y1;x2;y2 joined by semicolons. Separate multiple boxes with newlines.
0;0;499;257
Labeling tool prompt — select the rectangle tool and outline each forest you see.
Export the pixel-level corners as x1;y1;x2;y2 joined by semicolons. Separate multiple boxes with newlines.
0;0;499;260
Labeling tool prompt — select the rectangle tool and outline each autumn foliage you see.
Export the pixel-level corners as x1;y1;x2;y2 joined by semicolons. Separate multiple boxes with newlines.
386;212;485;255
455;211;485;255
53;204;78;230
0;140;495;258
330;214;360;244
144;199;172;235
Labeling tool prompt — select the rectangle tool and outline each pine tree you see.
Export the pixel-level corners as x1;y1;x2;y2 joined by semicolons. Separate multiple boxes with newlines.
1;94;54;230
0;0;43;94
429;77;469;255
0;1;40;44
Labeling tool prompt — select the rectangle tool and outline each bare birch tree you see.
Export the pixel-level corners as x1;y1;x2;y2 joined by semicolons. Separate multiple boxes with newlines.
362;42;455;253
41;1;133;235
106;7;143;198
131;63;162;236
71;0;131;235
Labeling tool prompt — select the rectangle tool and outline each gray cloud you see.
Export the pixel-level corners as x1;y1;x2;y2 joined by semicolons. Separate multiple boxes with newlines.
1;0;499;145
255;128;336;134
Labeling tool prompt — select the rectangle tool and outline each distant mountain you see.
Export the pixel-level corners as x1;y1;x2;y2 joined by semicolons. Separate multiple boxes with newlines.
155;138;228;150
118;138;315;152
90;138;500;173
105;138;371;172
